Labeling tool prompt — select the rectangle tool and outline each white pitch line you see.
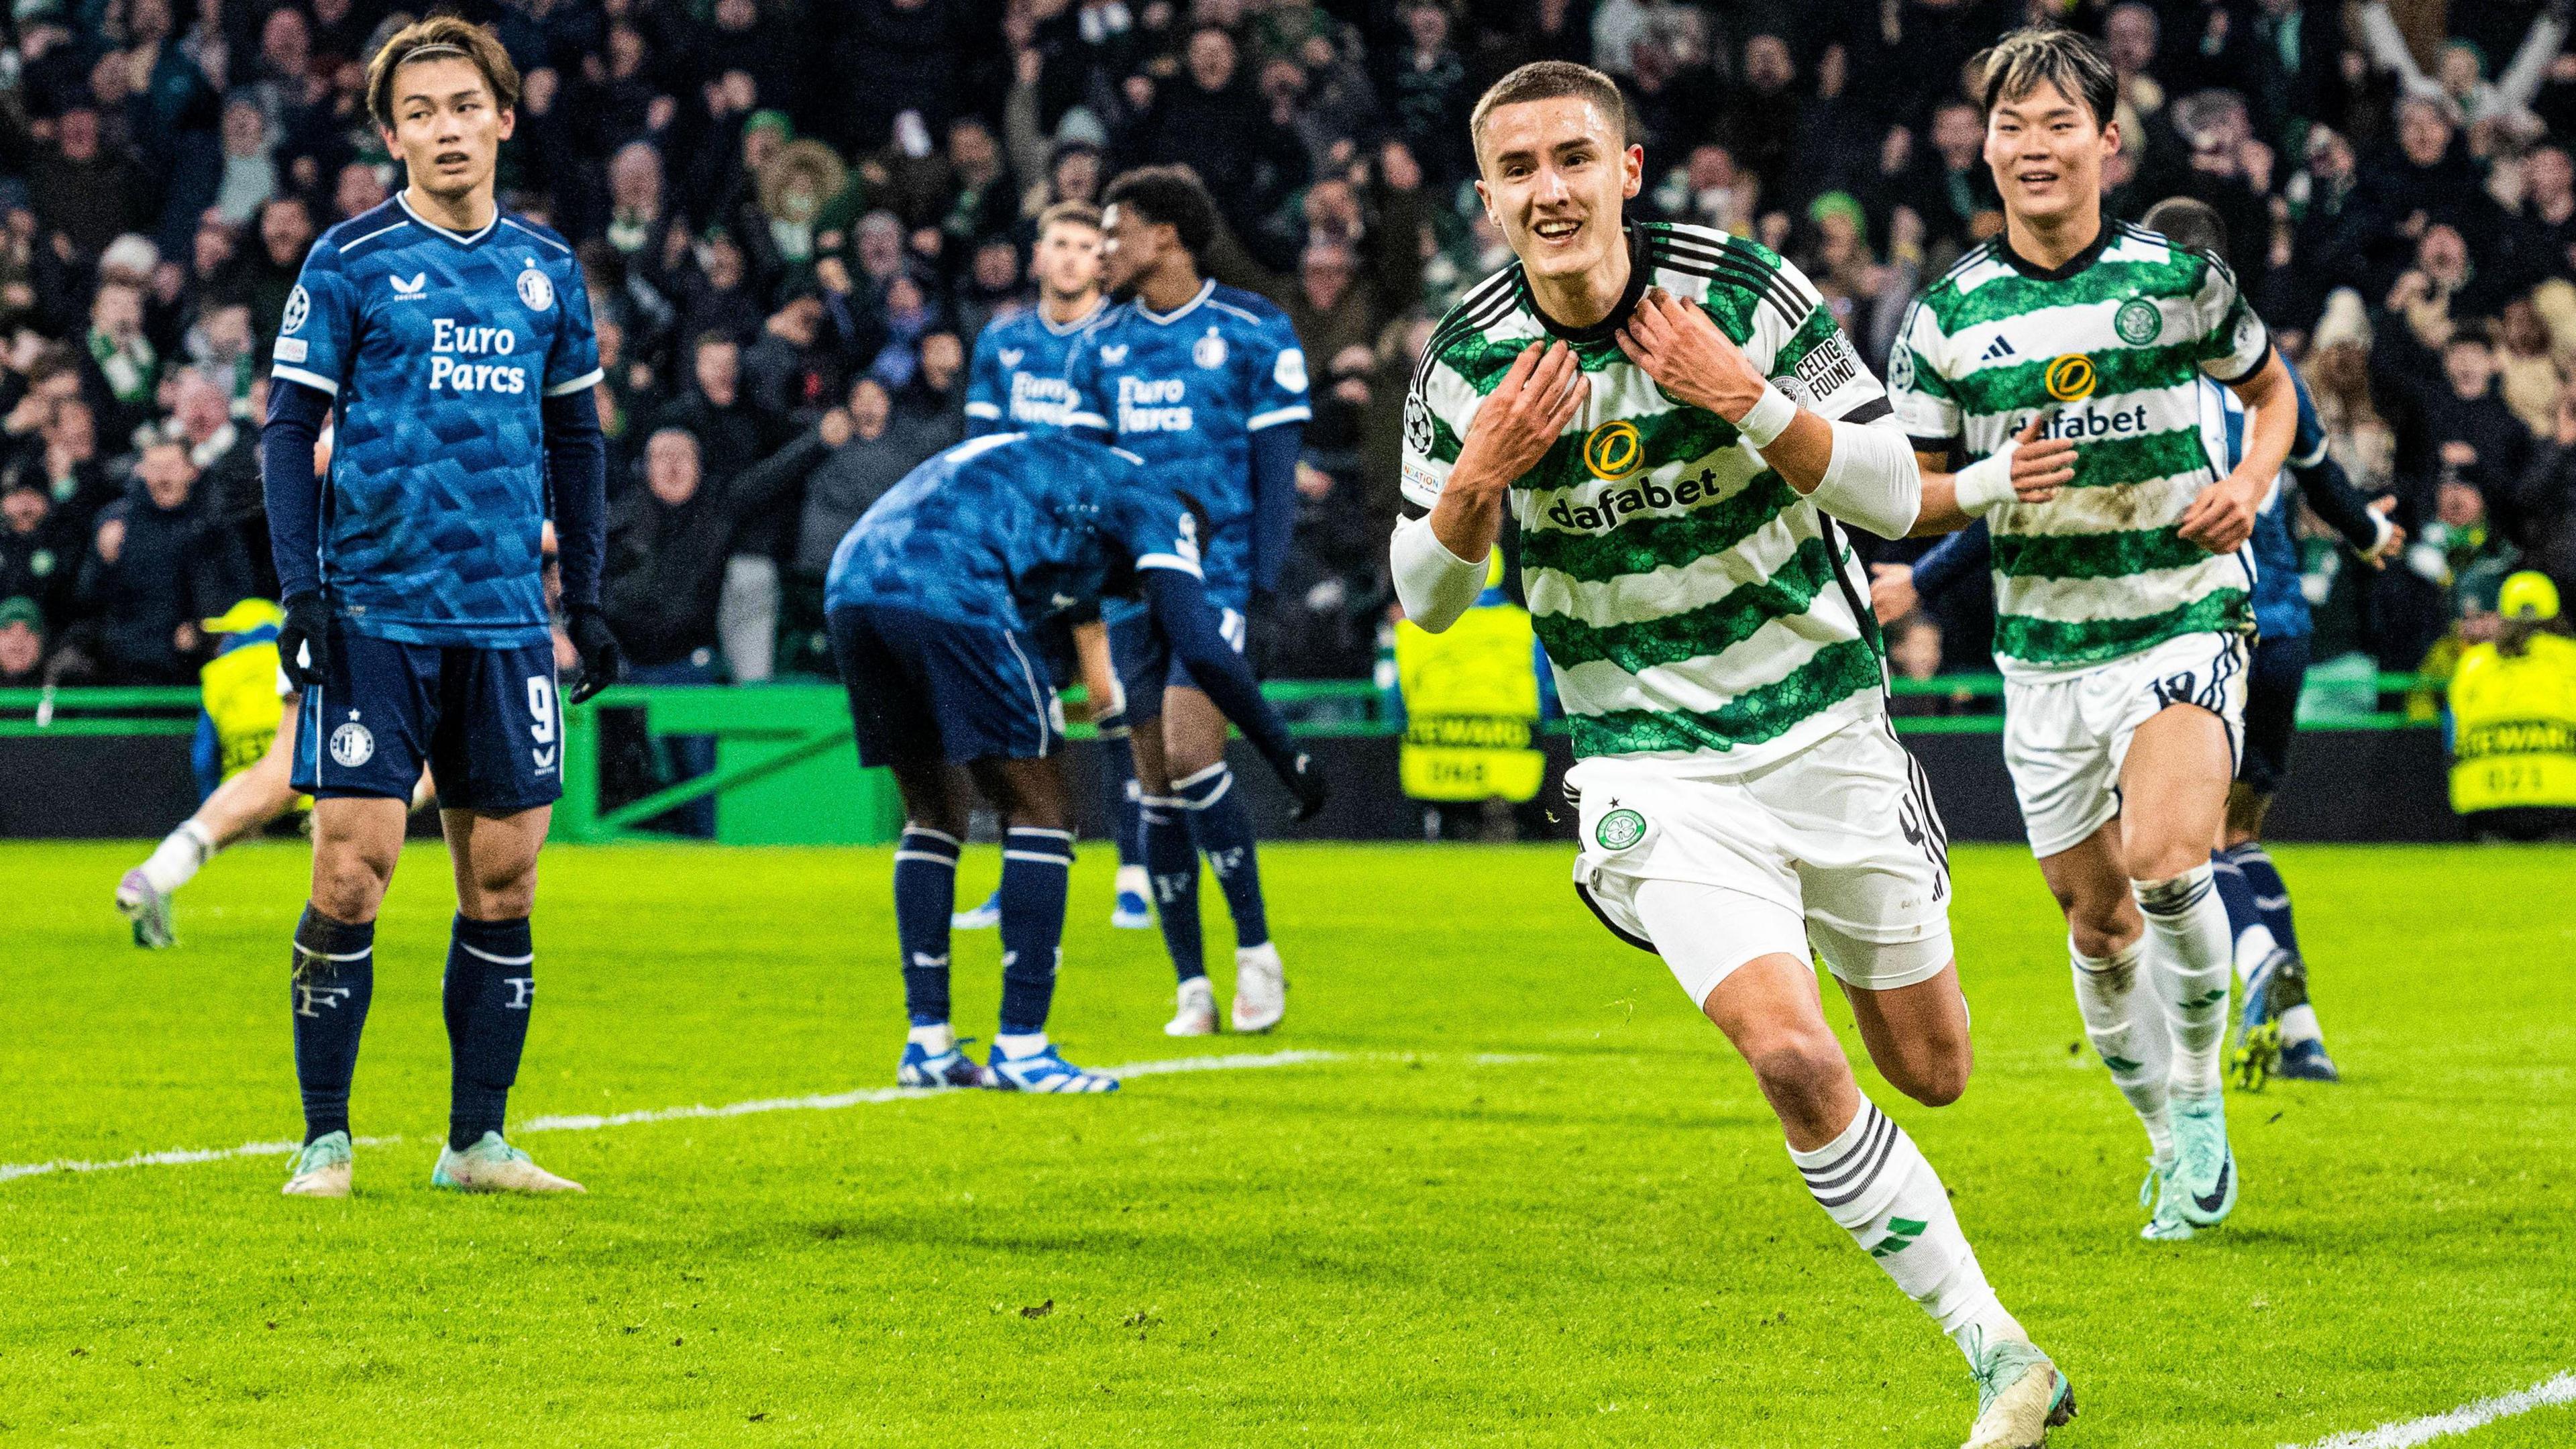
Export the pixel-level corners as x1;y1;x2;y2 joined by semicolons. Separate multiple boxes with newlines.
0;1050;1348;1187
2287;1372;2576;1449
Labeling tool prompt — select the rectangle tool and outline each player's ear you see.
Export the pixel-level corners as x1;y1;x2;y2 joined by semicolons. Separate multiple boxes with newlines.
495;105;517;142
1621;143;1644;200
2100;115;2120;160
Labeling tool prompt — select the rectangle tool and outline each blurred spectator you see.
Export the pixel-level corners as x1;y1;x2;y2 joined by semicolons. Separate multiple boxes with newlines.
214;100;279;226
605;413;851;693
73;437;244;684
794;376;941;583
0;594;44;686
23;107;148;263
1;480;73;628
1126;27;1310;264
1265;461;1379;678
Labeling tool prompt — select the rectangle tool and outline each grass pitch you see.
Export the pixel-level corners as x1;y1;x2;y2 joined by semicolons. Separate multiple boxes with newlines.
3;839;2572;1447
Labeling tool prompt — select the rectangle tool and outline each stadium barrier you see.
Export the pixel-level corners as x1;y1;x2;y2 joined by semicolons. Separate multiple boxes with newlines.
0;676;2460;842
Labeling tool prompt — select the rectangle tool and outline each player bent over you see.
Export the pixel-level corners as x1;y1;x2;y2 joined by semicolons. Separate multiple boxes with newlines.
1393;62;2070;1447
260;17;623;1197
826;432;1323;1093
1887;30;2303;1240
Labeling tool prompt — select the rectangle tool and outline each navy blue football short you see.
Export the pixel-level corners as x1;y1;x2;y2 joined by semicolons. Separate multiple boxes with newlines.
1107;586;1246;722
829;602;1064;766
2237;633;2311;796
291;623;564;811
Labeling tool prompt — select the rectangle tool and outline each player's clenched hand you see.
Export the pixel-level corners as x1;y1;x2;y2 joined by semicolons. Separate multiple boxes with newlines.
563;605;625;705
2004;409;2076;502
1868;563;1919;625
2178;468;2263;554
1277;751;1327;823
1614;287;1765;421
1450;339;1585;496
277;591;330;690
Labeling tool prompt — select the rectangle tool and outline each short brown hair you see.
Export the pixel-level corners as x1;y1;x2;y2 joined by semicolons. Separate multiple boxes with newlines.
1972;26;2117;129
1037;201;1102;237
1469;61;1627;158
367;15;521;131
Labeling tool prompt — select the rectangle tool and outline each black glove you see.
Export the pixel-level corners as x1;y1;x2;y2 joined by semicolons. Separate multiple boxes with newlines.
1278;750;1326;822
563;605;625;705
276;591;330;690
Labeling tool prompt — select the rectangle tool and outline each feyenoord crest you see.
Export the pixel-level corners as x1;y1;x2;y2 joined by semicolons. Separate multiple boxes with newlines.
1403;394;1434;454
1192;327;1227;368
517;260;555;313
329;719;374;767
281;284;310;334
1595;807;1647;851
2114;298;2161;345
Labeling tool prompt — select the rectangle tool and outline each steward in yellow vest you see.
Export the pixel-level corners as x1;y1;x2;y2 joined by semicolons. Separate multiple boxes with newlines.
1394;551;1545;806
2448;572;2576;840
199;599;289;785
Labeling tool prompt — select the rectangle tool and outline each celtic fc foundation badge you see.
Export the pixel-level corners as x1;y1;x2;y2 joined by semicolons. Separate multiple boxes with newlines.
1595;808;1647;851
2114;298;2161;345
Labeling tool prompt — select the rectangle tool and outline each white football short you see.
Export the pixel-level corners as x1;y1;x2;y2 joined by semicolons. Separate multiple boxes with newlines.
2002;629;2250;859
1568;718;1955;1006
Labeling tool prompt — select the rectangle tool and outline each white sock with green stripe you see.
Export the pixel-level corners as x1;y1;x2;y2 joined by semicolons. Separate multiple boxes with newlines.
1790;1099;2025;1360
2135;865;2233;1097
2072;934;2173;1161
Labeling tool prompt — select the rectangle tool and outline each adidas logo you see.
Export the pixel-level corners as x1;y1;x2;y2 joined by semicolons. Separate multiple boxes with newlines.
1980;335;2016;361
1869;1217;1929;1258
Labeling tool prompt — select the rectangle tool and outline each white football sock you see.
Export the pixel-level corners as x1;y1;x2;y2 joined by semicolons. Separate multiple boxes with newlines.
2232;921;2279;988
139;820;215;894
906;1022;954;1053
2071;935;2172;1161
994;1031;1049;1060
1789;1099;2026;1362
2278;1004;2322;1049
1116;863;1150;896
2135;865;2233;1099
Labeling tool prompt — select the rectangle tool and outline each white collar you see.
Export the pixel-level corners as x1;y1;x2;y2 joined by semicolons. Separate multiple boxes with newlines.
1134;278;1214;325
1040;294;1107;336
398;192;498;246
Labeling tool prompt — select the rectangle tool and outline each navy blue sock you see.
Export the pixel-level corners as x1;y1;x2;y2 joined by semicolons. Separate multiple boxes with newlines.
2210;847;2264;971
895;827;961;1025
2227;842;2301;957
290;906;374;1145
1140;794;1205;982
1176;762;1269;949
444;915;535;1151
1110;757;1145;869
998;828;1074;1034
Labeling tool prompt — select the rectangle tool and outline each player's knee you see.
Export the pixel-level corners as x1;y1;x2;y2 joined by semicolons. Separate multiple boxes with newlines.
310;853;391;921
1743;1032;1850;1123
2053;885;2134;958
1894;1042;1972;1108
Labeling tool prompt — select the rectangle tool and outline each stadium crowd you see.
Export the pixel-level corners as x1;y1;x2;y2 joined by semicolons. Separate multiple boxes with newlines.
1;0;2573;696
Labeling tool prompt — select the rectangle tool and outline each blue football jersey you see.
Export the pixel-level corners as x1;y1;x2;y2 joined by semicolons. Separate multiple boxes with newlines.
2197;366;2327;643
963;297;1106;436
1062;280;1307;600
271;196;602;647
826;433;1205;629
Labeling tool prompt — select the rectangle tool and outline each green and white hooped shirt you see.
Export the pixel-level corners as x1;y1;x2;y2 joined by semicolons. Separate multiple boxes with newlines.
1399;222;1891;770
1886;220;2271;679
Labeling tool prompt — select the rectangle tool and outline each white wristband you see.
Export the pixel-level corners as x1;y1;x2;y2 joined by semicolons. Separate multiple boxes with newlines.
1951;443;2023;517
1736;382;1799;450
